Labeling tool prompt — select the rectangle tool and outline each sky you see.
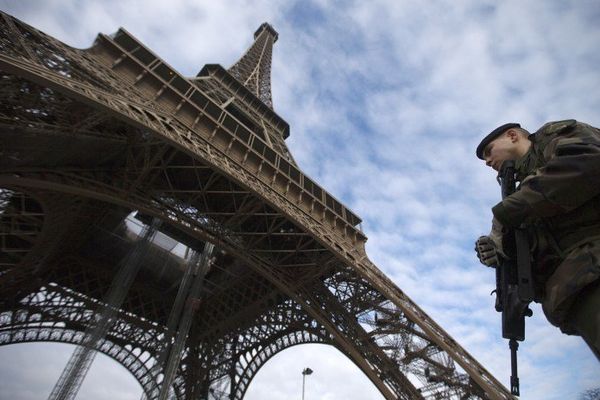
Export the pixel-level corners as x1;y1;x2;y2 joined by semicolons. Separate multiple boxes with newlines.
1;0;599;399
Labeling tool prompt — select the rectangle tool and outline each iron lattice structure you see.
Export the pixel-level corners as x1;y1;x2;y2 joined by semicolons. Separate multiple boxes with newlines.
0;13;513;400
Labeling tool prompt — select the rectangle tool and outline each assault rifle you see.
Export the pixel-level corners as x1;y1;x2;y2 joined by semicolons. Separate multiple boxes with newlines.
493;160;535;396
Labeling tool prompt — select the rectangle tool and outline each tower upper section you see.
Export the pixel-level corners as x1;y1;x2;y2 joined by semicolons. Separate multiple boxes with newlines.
227;23;277;109
194;22;291;159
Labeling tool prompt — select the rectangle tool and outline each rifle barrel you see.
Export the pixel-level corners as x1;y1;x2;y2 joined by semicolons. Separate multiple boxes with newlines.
509;339;520;396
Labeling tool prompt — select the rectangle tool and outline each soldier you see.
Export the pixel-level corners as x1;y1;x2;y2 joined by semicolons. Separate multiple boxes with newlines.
474;120;600;359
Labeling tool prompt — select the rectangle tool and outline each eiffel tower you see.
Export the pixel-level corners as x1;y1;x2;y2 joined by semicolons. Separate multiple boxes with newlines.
0;12;513;400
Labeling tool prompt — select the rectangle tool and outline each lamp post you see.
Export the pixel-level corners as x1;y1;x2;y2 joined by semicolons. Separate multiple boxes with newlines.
301;367;313;400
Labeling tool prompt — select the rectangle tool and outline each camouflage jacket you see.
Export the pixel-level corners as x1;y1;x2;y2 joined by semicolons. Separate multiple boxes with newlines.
491;119;600;327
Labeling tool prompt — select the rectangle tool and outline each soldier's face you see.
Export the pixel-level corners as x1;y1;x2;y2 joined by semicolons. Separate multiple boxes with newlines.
482;133;518;171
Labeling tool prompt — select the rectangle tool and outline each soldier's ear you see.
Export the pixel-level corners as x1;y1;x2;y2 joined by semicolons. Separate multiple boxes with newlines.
506;129;519;142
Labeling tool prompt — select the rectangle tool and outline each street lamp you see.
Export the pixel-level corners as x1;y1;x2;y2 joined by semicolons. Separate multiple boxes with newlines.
301;367;313;400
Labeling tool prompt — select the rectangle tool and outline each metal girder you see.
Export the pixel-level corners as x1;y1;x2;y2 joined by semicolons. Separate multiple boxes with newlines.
0;189;44;269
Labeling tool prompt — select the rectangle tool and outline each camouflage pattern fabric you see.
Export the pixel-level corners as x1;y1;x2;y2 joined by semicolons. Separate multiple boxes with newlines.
490;120;600;331
567;277;600;358
544;239;600;333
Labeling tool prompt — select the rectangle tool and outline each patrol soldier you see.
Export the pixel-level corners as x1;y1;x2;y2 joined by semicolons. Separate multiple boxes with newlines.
475;119;600;358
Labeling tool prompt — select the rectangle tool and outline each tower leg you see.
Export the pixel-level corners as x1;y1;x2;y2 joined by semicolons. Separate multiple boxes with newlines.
157;243;214;400
141;248;203;400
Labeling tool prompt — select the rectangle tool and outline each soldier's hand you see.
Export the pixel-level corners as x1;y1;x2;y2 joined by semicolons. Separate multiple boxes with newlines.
475;235;502;267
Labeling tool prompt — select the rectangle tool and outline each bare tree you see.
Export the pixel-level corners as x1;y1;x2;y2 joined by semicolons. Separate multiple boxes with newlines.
580;387;600;400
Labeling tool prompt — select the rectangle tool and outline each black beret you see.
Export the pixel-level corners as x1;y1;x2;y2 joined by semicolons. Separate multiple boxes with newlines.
476;123;521;159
